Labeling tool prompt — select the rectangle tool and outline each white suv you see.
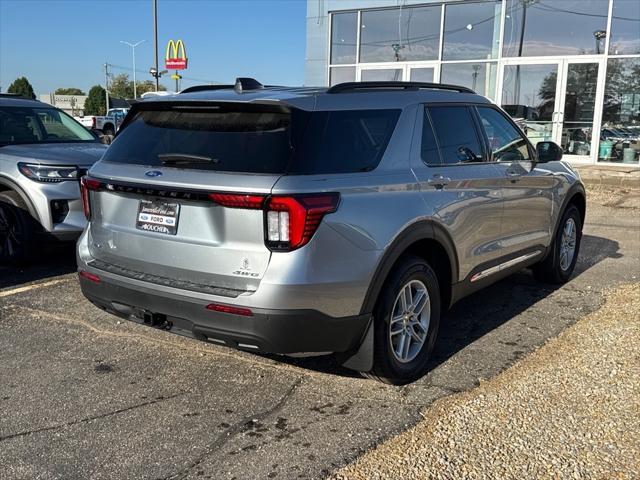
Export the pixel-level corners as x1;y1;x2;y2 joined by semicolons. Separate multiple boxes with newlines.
0;94;107;263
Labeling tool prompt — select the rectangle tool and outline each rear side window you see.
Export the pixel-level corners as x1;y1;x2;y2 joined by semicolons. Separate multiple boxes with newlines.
289;109;400;174
426;106;483;165
102;105;400;175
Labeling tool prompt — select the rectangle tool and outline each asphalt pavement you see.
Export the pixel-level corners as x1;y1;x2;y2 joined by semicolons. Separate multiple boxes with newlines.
0;189;638;480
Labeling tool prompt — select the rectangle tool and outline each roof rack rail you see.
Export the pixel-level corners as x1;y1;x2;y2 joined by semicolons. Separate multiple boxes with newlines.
180;77;265;95
326;81;475;94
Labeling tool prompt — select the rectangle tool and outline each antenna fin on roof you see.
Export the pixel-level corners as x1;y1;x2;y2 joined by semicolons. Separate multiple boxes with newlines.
234;77;264;93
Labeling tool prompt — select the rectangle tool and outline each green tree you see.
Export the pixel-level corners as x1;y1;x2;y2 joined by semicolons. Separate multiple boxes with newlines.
136;80;166;96
7;76;36;99
108;73;167;98
84;85;107;116
109;74;134;99
54;87;85;95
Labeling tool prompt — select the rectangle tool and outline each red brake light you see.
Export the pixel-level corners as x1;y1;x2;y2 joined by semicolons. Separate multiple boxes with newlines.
265;193;340;251
206;303;253;317
209;193;265;209
80;176;101;220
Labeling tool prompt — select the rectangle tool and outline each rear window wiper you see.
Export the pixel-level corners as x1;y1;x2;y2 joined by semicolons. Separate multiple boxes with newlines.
158;153;219;165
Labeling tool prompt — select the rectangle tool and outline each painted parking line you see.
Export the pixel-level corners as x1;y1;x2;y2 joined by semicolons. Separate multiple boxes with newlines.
0;278;69;298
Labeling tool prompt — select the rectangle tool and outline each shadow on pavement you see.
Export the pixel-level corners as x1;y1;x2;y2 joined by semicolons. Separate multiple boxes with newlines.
0;234;621;380
270;234;620;379
0;243;77;289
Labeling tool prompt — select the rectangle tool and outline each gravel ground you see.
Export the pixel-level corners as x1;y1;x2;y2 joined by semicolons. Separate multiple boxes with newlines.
331;284;640;480
586;185;640;210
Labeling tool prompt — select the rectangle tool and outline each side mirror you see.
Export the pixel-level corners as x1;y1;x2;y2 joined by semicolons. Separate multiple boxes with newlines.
536;141;563;163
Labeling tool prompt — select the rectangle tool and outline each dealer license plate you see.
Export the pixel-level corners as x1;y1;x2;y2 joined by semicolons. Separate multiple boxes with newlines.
135;199;180;235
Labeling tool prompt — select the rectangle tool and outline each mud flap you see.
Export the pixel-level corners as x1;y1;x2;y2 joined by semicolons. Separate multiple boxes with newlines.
340;316;374;372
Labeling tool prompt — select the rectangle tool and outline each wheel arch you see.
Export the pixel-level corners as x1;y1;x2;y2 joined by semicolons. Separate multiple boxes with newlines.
359;220;458;316
0;176;39;219
555;182;586;238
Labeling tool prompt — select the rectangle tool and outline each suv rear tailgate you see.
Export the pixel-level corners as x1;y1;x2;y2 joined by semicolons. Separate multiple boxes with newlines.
86;162;280;295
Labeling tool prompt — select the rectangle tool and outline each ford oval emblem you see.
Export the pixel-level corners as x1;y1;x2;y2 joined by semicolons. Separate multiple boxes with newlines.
145;170;163;177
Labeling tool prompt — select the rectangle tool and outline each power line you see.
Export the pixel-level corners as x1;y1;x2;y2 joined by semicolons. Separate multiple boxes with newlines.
106;62;220;85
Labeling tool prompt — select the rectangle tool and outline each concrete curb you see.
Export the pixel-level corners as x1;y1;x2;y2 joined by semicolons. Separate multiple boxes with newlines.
573;166;640;189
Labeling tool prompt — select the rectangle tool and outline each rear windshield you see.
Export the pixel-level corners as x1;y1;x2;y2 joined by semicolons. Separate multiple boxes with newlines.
101;105;400;174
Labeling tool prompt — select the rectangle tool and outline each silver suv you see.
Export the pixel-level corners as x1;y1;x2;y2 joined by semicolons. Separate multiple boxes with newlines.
0;95;107;263
77;79;585;384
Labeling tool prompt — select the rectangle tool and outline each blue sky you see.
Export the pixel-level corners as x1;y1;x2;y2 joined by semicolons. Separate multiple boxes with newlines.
0;0;308;94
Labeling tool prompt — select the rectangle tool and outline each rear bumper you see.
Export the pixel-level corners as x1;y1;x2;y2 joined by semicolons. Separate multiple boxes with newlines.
78;269;371;355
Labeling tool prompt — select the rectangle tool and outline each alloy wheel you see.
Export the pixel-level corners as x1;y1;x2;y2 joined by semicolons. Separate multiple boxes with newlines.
388;279;431;363
559;217;577;272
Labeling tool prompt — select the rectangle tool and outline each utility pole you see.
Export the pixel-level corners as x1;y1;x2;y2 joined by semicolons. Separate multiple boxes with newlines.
121;40;146;99
104;63;110;115
514;0;536;103
153;0;159;92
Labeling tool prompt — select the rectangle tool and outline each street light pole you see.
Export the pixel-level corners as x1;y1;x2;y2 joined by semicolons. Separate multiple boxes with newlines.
153;0;159;92
121;40;146;99
104;63;110;115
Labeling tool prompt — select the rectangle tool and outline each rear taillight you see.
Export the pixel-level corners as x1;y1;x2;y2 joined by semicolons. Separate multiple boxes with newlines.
265;194;340;251
209;192;340;252
208;193;264;209
80;176;101;220
92;117;96;128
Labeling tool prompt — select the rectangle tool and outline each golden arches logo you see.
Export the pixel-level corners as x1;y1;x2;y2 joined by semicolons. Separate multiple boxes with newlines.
165;39;188;70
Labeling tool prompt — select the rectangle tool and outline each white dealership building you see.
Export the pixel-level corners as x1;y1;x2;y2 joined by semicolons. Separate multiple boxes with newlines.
306;0;640;166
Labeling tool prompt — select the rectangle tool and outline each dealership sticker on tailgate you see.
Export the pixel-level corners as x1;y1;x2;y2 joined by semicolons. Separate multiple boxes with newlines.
136;199;180;235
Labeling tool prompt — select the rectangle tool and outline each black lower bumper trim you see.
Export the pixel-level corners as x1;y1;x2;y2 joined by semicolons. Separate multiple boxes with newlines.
80;274;370;355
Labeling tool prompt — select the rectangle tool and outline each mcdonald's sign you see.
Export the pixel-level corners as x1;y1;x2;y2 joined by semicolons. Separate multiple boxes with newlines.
165;39;188;70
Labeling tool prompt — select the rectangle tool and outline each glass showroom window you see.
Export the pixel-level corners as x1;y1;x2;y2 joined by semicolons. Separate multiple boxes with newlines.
561;63;600;158
609;0;640;55
442;1;502;61
331;12;358;64
330;66;356;86
599;58;640;164
441;62;497;99
329;12;357;85
501;64;557;145
502;0;609;57
359;5;441;63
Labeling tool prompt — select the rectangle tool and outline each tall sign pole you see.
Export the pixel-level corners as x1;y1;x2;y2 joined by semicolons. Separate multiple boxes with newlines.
153;0;159;92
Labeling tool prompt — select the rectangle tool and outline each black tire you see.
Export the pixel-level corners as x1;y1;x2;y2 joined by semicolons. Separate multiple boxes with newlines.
364;255;441;385
102;124;115;136
532;204;582;284
0;191;35;265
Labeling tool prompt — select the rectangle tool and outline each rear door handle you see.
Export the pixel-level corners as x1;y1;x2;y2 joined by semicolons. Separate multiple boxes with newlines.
427;174;451;189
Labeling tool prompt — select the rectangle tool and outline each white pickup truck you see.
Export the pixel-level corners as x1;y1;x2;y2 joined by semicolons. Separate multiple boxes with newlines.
74;109;130;135
74;114;117;136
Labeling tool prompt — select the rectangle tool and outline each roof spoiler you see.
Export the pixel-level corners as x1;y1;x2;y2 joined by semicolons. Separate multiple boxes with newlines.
180;77;264;95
